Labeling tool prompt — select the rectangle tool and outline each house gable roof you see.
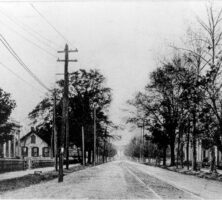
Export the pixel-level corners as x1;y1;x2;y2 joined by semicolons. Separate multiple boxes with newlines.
20;130;49;145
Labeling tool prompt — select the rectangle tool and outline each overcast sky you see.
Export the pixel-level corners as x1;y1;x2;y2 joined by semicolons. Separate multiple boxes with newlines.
0;0;220;144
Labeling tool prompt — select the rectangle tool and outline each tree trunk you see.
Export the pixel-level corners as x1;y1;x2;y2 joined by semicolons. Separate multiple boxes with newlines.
192;112;197;171
217;148;219;166
50;133;53;159
177;136;180;168
102;150;105;163
55;154;58;171
186;126;190;170
169;127;176;166
163;146;167;166
77;148;81;163
96;146;99;163
83;148;86;166
192;135;197;171
170;141;175;166
180;142;184;168
88;148;92;164
210;146;217;173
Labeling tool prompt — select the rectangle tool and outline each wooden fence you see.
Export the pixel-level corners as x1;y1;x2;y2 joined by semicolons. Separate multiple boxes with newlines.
0;158;55;173
30;159;54;169
0;158;26;173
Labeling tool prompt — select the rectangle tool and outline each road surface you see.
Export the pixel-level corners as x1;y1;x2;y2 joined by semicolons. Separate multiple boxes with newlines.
1;160;222;199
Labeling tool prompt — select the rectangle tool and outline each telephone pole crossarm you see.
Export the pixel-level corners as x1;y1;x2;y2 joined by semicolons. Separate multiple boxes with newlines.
58;48;78;53
57;59;78;62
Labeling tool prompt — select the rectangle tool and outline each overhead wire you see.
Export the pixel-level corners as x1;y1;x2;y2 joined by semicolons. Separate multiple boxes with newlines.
0;18;57;58
0;62;45;95
30;3;75;48
29;3;79;92
0;34;50;91
0;8;61;51
1;36;50;91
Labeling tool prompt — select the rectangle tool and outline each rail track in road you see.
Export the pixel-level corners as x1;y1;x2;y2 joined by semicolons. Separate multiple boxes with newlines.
124;164;162;199
121;162;203;200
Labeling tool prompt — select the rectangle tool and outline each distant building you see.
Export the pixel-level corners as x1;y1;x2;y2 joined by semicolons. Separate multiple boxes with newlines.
20;127;51;159
182;139;222;166
0;119;21;158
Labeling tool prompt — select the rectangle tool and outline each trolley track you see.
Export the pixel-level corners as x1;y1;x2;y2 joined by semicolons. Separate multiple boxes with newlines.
121;162;203;199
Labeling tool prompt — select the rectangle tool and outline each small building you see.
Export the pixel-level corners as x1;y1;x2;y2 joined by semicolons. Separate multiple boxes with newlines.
20;128;51;159
0;119;21;158
182;139;222;167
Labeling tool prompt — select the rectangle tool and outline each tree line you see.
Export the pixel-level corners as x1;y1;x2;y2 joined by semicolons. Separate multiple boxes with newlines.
126;5;222;173
28;69;117;164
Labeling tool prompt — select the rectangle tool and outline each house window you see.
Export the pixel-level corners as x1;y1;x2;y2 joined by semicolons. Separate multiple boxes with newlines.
31;135;36;144
42;147;49;157
22;147;28;157
32;147;39;157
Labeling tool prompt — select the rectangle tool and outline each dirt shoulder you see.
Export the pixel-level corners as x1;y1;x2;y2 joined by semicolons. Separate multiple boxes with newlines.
144;162;222;182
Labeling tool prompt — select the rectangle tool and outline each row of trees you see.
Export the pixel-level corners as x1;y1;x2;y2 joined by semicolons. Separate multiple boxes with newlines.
124;136;160;163
28;69;117;164
127;5;222;172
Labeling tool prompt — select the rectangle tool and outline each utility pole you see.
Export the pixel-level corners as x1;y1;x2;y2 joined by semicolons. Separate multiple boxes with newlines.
65;108;70;169
142;121;145;162
57;44;77;182
93;106;96;166
82;126;85;166
103;127;107;163
53;90;58;171
18;124;21;158
140;125;142;162
50;129;53;159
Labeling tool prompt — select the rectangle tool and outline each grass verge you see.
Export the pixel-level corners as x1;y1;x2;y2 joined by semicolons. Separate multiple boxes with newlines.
144;162;222;182
0;164;86;194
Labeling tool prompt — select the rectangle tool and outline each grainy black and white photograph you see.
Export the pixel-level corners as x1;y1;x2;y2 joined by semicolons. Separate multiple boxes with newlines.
0;0;222;199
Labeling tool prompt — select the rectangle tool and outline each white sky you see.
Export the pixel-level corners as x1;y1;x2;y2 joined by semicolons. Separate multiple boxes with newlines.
0;0;219;144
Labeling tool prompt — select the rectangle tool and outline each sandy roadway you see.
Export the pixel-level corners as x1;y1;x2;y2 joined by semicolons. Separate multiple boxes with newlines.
1;160;221;199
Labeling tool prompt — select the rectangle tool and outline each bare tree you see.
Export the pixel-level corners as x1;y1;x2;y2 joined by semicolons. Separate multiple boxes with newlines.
197;5;222;173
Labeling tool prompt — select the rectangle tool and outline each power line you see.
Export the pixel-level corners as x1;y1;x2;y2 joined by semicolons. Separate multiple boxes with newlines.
0;62;45;94
0;36;47;90
30;3;74;47
0;0;78;2
0;35;49;91
0;8;61;51
0;34;50;91
0;18;57;58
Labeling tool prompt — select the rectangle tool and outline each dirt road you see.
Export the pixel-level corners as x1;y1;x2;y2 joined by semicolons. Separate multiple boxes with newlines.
1;160;221;199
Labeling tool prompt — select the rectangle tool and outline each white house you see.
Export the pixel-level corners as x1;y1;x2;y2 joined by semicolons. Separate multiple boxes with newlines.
183;139;222;166
20;128;51;159
0;119;21;158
